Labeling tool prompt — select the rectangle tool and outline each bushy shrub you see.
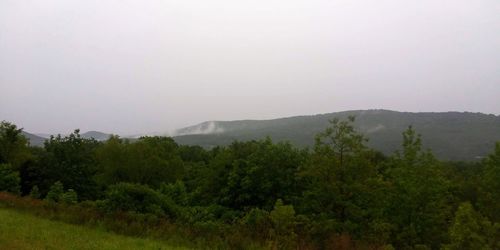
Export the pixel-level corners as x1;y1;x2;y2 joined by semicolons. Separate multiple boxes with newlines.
0;163;20;194
241;208;271;238
269;199;297;250
179;204;239;225
45;181;64;202
443;202;499;250
179;206;216;224
101;183;178;218
29;185;41;199
61;189;78;204
158;181;188;206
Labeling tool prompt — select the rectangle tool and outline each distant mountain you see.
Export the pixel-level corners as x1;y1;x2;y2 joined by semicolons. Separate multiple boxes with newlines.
34;133;52;138
22;131;47;147
22;130;112;146
173;110;500;161
81;131;112;141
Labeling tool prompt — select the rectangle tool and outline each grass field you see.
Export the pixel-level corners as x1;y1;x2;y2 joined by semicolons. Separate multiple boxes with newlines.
0;208;189;250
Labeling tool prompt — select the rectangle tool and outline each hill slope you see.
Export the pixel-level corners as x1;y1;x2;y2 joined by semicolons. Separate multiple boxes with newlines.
173;110;500;161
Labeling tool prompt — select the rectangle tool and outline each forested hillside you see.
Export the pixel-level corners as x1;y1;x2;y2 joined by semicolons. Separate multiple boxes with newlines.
1;119;499;249
174;110;500;161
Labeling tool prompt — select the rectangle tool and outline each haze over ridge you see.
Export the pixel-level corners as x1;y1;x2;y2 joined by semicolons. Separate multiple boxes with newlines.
1;0;499;134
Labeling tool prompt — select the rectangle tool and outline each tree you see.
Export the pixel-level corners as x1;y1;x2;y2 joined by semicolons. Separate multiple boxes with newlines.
158;181;188;206
95;136;185;189
45;181;64;202
18;146;52;196
29;185;41;199
0;163;20;194
269;199;297;250
0;121;31;169
299;117;388;240
61;189;78;204
42;130;100;200
101;183;177;217
478;142;500;222
444;202;498;250
203;138;306;210
384;126;452;249
94;135;128;185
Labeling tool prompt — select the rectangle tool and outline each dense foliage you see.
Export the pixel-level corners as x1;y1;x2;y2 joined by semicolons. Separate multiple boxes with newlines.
0;119;499;249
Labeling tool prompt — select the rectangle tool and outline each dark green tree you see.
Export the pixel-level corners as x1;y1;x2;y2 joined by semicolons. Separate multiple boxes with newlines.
42;130;100;200
45;181;64;202
269;199;297;250
18;147;52;196
0;121;31;169
0;163;21;194
444;202;499;250
61;189;78;204
102;183;177;217
384;126;452;249
204;138;306;210
95;136;184;188
29;185;41;199
158;181;189;206
299;117;388;241
94;135;128;185
478;142;500;222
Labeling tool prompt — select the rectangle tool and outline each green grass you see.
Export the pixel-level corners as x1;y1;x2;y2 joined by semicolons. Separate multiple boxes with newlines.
0;208;189;250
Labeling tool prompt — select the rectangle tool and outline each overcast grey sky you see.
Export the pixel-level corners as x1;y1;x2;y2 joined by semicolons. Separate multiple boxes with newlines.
1;0;499;135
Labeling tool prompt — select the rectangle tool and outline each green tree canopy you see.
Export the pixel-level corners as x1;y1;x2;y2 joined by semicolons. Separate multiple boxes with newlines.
299;117;387;239
42;130;100;200
95;136;184;188
444;202;498;250
0;121;31;169
384;126;452;249
478;141;500;222
203;138;306;210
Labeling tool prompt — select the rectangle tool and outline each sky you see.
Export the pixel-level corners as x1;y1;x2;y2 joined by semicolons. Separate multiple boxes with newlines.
1;0;499;135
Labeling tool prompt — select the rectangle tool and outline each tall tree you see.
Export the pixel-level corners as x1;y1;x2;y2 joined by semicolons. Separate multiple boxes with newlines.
95;136;184;188
478;142;500;222
203;138;306;210
0;121;32;195
299;117;388;240
0;163;20;194
41;130;100;200
0;121;31;169
384;126;453;249
444;202;499;250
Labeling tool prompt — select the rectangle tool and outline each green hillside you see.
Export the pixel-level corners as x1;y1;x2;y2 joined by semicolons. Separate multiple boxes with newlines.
173;110;500;161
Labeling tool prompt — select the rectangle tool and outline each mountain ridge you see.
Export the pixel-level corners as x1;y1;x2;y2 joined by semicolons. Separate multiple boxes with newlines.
176;109;499;131
20;110;500;161
22;131;112;146
172;110;500;161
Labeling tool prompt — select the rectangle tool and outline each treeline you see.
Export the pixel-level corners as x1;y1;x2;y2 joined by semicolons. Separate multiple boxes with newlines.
0;118;498;249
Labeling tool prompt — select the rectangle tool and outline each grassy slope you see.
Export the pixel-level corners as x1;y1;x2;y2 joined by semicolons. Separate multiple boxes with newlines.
0;208;188;250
